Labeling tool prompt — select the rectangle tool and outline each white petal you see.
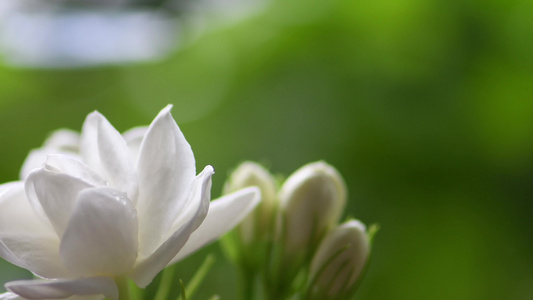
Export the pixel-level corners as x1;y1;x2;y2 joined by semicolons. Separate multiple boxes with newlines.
20;129;81;180
20;149;49;181
131;166;212;288
135;105;196;257
60;187;138;277
170;166;215;233
20;151;81;181
169;186;261;264
42;129;81;151
0;292;103;300
44;155;108;187
0;181;19;196
0;182;66;278
6;277;117;300
80;111;138;201
25;168;93;237
122;126;148;159
79;112;101;171
0;292;24;300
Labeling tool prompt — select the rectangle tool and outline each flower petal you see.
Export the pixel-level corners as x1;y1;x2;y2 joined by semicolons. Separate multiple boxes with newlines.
42;129;81;151
20;149;53;181
6;277;117;300
60;187;138;277
131;166;212;288
25;168;93;237
45;155;108;187
169;186;261;264
0;292;24;300
169;166;216;234
80;111;138;201
0;182;66;278
0;181;18;196
135;105;196;257
20;129;81;180
122;126;148;159
0;292;103;300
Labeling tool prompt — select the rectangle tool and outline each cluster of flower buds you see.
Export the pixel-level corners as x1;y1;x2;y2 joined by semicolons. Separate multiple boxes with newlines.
223;161;376;300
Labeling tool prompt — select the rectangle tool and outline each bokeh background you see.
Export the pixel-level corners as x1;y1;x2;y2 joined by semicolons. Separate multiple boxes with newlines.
1;0;533;299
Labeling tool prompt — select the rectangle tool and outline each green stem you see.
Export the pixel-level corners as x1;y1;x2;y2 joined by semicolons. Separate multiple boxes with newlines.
238;269;255;300
184;254;216;299
154;265;177;300
116;276;132;300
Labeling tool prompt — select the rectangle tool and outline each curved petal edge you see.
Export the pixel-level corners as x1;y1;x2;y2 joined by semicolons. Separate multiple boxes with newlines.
169;186;261;264
5;277;118;300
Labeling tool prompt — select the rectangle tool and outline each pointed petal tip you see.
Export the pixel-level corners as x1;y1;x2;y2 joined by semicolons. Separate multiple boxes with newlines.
238;185;261;208
86;110;104;121
157;105;174;119
201;165;215;176
149;105;179;132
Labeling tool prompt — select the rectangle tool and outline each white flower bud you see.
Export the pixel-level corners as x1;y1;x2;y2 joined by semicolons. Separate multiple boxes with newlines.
279;161;346;254
308;220;370;299
224;161;277;244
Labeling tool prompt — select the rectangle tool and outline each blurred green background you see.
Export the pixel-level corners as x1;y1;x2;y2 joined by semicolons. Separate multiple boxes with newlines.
1;0;533;299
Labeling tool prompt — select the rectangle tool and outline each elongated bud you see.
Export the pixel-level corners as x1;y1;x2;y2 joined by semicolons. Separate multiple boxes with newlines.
308;220;370;299
223;161;277;244
279;161;346;255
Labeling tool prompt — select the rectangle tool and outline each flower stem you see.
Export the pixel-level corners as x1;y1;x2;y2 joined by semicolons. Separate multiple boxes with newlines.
184;254;216;299
116;276;132;300
154;265;176;300
238;268;255;300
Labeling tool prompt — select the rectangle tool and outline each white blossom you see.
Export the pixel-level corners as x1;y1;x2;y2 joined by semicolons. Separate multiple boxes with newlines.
0;105;260;300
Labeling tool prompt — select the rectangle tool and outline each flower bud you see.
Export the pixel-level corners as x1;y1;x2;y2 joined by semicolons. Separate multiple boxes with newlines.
308;220;370;299
223;161;277;244
279;161;346;255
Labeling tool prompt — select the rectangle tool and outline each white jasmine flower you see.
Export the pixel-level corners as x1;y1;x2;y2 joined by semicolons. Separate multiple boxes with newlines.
0;105;260;300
